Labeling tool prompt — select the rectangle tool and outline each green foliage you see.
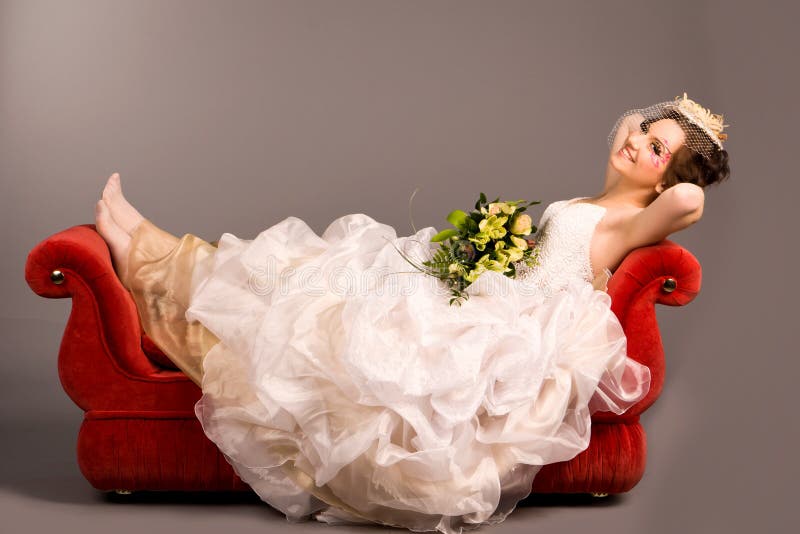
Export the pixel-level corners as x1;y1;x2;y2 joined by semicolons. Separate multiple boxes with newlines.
431;228;459;242
422;245;458;277
395;192;544;306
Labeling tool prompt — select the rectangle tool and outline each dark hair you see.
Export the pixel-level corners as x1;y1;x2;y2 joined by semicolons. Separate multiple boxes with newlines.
641;111;731;190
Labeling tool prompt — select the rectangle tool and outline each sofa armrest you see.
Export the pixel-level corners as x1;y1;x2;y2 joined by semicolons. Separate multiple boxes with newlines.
25;224;198;411
602;239;702;418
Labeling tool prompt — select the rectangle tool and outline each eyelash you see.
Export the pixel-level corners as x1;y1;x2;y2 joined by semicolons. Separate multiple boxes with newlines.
639;128;667;157
650;141;664;157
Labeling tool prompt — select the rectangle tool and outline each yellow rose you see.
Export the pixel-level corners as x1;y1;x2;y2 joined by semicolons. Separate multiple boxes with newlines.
488;202;516;216
509;213;532;235
510;235;528;250
495;245;524;264
507;247;525;262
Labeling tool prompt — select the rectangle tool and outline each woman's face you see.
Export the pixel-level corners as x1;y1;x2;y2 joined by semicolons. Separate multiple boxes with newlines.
610;118;686;191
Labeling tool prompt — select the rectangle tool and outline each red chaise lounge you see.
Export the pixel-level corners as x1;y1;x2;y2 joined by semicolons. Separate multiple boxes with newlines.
24;223;701;497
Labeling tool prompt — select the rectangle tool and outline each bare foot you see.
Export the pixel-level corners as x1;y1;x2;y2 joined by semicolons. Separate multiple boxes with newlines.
102;172;145;235
95;199;131;283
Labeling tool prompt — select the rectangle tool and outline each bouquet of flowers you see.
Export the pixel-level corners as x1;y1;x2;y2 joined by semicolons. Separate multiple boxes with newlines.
393;193;542;306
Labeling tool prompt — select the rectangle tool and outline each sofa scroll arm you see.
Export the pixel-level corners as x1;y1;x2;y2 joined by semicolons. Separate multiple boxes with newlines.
603;239;702;416
25;225;174;400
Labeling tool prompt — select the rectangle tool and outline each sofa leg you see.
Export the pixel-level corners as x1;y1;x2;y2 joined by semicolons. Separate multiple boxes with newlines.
114;489;133;495
591;492;609;498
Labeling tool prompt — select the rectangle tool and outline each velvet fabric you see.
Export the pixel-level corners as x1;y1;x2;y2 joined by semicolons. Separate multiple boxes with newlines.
25;223;701;495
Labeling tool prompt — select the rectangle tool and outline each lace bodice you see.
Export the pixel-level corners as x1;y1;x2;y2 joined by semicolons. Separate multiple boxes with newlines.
514;197;608;297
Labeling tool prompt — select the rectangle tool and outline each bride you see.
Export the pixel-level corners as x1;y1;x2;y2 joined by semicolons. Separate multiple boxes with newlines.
93;93;730;533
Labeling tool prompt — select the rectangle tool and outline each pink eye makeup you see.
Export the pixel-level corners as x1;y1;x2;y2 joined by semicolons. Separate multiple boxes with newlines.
648;137;672;168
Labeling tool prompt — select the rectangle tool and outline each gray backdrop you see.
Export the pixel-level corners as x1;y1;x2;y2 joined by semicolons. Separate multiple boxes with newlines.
2;1;795;533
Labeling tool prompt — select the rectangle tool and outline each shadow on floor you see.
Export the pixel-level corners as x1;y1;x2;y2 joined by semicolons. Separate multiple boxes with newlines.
519;492;624;508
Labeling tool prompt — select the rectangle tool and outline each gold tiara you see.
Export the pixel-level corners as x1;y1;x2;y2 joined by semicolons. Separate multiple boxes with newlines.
672;92;729;147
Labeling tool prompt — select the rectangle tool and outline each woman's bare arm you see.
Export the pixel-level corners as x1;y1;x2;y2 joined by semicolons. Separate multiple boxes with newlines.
621;183;705;249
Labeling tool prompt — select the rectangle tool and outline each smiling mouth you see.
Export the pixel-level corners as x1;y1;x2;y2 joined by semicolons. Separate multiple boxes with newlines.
619;146;634;162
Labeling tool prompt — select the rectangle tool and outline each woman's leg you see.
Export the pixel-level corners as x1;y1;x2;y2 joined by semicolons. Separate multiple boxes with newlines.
95;173;219;387
122;219;220;387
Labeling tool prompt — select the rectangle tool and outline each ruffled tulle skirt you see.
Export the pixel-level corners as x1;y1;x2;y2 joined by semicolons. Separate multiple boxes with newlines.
184;213;651;533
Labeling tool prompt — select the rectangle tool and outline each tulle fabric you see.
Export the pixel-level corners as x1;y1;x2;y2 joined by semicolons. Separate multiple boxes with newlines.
185;213;651;533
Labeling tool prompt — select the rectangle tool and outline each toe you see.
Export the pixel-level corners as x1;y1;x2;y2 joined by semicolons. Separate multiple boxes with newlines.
102;182;116;203
96;199;116;229
107;172;119;186
95;200;108;233
103;172;125;202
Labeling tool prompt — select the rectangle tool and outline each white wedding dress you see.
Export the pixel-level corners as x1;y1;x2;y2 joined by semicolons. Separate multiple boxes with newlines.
184;196;651;533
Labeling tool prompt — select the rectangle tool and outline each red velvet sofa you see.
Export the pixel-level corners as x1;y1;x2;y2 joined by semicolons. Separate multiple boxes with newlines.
24;224;701;498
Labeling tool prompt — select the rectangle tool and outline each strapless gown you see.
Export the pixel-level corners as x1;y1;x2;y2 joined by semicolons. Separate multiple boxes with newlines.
181;197;651;533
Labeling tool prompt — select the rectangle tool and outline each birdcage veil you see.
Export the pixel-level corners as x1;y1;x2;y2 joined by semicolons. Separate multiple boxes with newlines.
607;93;729;159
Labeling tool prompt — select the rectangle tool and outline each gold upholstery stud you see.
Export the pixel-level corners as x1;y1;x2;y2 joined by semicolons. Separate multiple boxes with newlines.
662;277;677;293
